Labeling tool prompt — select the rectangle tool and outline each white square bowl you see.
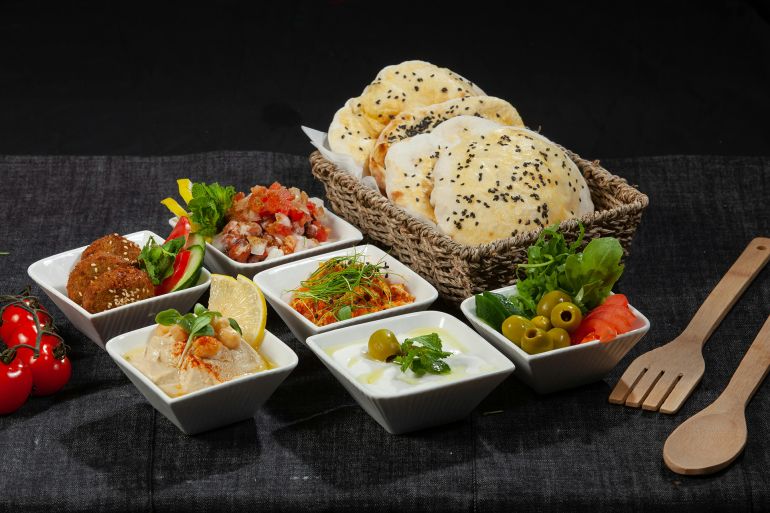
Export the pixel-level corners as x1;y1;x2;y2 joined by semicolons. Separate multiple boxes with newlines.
306;310;514;434
27;230;211;349
169;208;363;277
106;325;298;435
254;244;439;344
460;285;651;394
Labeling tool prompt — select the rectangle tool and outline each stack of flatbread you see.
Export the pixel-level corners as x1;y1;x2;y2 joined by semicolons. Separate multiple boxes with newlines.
327;60;594;246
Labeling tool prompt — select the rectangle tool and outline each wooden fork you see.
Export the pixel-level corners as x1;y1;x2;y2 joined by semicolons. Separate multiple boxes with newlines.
609;238;770;414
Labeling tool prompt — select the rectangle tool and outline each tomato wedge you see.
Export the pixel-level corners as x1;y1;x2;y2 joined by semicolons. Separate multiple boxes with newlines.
601;294;629;308
572;317;617;344
155;250;191;295
572;294;636;344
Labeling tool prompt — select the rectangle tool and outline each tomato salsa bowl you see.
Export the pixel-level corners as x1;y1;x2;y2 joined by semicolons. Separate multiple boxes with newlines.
27;230;211;349
169;207;363;278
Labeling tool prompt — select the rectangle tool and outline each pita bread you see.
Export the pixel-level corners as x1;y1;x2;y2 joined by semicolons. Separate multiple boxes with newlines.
384;116;503;224
370;96;523;190
327;60;484;171
327;98;377;171
431;126;594;245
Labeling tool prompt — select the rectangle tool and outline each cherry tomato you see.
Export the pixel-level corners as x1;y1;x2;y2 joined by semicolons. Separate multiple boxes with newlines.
0;354;33;414
4;323;41;348
12;332;71;397
0;301;52;342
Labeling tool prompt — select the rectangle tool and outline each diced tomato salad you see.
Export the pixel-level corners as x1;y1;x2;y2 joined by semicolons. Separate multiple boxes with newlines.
213;182;331;263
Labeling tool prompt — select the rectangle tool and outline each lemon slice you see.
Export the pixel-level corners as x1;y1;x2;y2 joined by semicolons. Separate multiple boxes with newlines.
208;274;267;348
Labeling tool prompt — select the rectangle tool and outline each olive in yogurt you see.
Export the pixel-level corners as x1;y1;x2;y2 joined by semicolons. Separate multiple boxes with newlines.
367;329;452;376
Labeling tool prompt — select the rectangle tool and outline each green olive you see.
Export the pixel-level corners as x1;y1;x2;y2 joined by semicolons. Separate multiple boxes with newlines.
547;327;572;349
550;302;583;333
368;329;401;361
521;327;553;355
531;315;552;331
501;315;533;347
536;290;573;319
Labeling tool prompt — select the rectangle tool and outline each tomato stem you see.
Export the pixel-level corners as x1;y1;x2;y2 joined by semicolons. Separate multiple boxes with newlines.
0;347;17;365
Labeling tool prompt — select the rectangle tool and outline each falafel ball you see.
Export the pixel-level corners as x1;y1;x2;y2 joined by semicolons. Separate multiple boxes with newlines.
81;233;141;263
67;251;136;305
81;266;155;313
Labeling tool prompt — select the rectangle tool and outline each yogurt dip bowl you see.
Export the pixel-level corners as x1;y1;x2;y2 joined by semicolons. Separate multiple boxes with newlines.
27;230;211;349
460;285;651;394
254;244;438;344
106;325;298;435
306;310;514;435
169;208;363;277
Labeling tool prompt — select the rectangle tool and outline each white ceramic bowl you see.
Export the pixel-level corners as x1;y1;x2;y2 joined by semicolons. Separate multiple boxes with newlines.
27;230;211;349
254;244;439;344
106;325;298;435
306;310;514;434
169;208;363;277
460;285;651;394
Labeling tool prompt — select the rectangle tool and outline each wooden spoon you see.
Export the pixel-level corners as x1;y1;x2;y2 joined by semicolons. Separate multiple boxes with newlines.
663;314;770;475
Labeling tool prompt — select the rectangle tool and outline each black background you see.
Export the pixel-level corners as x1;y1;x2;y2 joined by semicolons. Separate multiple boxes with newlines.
1;0;769;159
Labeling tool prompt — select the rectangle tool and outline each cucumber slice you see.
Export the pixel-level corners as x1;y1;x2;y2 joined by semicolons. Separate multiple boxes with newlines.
171;244;205;292
186;233;206;249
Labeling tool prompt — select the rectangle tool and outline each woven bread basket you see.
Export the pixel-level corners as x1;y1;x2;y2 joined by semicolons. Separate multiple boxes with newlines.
310;150;648;305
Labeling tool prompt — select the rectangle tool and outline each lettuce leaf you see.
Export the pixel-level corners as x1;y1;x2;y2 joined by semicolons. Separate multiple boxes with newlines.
476;225;626;331
474;291;524;330
560;237;624;311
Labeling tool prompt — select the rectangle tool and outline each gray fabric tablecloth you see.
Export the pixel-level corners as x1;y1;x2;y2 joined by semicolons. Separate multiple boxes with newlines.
0;152;768;512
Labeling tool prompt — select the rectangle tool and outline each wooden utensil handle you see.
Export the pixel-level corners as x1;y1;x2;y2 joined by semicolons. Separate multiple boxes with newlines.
723;314;770;408
684;238;770;346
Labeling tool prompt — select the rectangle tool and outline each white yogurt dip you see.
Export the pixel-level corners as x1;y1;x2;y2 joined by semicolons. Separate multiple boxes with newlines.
324;327;497;395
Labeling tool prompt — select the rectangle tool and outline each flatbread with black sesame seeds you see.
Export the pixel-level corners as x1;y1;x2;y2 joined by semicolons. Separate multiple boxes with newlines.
431;126;594;245
384;116;503;224
327;60;485;172
327;98;377;171
370;96;523;190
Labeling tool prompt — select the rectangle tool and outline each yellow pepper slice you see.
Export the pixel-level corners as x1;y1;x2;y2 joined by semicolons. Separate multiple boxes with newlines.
177;178;193;204
161;197;189;219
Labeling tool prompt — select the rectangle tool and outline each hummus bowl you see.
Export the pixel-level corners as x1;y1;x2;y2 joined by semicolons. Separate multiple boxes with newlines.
27;230;211;349
460;285;651;394
106;325;298;435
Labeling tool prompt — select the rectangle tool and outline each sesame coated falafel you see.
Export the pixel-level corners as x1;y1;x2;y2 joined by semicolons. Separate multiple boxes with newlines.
66;251;136;305
81;233;141;263
81;266;155;313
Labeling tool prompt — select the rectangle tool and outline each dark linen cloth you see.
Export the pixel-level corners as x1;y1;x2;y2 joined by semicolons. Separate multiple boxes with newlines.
0;152;768;512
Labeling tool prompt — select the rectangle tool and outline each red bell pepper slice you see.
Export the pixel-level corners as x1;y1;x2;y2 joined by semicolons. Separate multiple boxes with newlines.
155;249;191;295
166;216;192;244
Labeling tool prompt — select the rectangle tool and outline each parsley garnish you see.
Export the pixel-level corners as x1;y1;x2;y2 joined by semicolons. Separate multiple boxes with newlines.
187;181;236;238
138;236;185;285
392;333;452;376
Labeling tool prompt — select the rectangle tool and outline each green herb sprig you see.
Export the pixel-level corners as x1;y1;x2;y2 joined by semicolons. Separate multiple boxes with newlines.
474;223;625;329
187;182;236;238
392;333;452;376
155;303;242;366
138;236;185;285
291;253;392;321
